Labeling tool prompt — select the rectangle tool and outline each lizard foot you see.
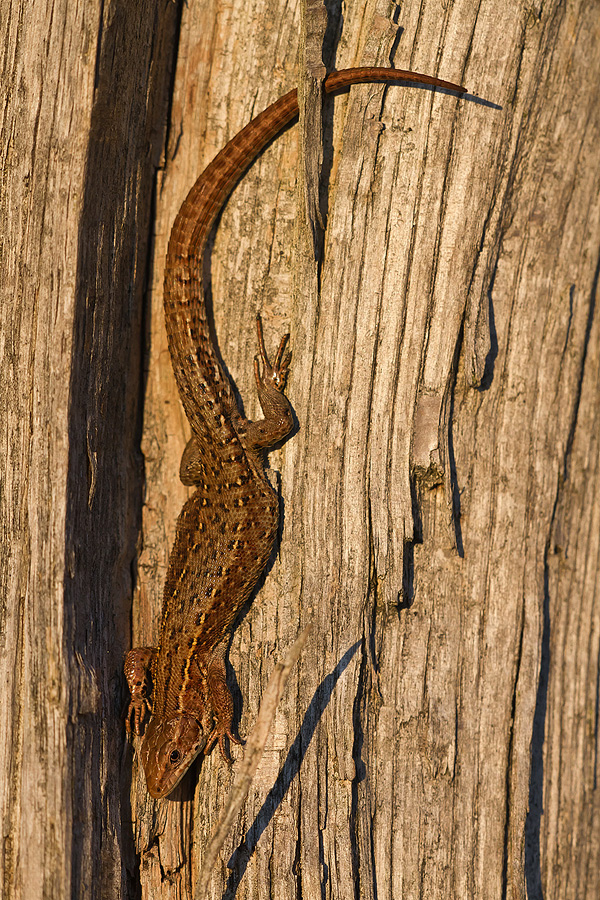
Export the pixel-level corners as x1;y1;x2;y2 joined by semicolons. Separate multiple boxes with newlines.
205;721;245;763
254;314;291;392
124;648;155;735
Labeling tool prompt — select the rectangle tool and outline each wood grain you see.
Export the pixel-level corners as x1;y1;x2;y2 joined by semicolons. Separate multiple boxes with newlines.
1;0;598;898
0;0;177;895
137;2;600;898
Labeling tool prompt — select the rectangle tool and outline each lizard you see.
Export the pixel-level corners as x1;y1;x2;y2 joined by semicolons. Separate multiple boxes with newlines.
124;67;466;799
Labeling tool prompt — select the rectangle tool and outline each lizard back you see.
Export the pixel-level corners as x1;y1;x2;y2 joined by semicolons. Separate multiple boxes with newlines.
155;69;465;717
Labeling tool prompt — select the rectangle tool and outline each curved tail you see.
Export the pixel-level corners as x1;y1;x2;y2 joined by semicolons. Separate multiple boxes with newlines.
164;68;465;435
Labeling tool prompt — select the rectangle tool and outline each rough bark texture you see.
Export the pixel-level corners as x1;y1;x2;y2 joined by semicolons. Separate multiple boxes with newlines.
0;0;178;896
0;1;598;899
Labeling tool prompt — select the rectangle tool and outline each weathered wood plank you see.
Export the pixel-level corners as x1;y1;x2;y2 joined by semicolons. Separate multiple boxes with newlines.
0;1;176;896
135;2;600;898
2;0;598;898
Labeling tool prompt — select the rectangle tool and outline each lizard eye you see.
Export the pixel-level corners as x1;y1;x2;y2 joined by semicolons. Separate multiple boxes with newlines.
169;749;181;765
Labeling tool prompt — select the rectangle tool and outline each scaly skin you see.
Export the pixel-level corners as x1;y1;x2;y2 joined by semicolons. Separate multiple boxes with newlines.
125;67;465;799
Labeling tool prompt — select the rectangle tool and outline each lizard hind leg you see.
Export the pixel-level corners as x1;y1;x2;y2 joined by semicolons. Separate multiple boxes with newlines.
236;314;294;451
255;313;291;392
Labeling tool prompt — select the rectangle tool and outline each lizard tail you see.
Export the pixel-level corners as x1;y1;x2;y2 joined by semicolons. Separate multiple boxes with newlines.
164;67;465;435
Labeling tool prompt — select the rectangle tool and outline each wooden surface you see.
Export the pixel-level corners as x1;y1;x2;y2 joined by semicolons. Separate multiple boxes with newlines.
0;0;177;896
0;0;598;898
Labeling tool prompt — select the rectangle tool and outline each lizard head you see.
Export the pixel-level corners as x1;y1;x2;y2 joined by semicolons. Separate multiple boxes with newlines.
140;715;207;798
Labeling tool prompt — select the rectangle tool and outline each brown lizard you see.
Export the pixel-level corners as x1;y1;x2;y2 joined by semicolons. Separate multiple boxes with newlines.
125;67;466;799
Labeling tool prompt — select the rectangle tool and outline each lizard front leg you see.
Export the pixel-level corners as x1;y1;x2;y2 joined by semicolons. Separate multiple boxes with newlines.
202;640;245;760
124;648;156;735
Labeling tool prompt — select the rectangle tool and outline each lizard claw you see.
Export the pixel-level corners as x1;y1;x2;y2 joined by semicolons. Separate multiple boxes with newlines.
125;696;151;736
204;721;245;762
124;648;154;735
218;729;245;764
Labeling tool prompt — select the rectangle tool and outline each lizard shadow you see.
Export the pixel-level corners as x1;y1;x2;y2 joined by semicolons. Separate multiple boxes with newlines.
222;640;362;898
